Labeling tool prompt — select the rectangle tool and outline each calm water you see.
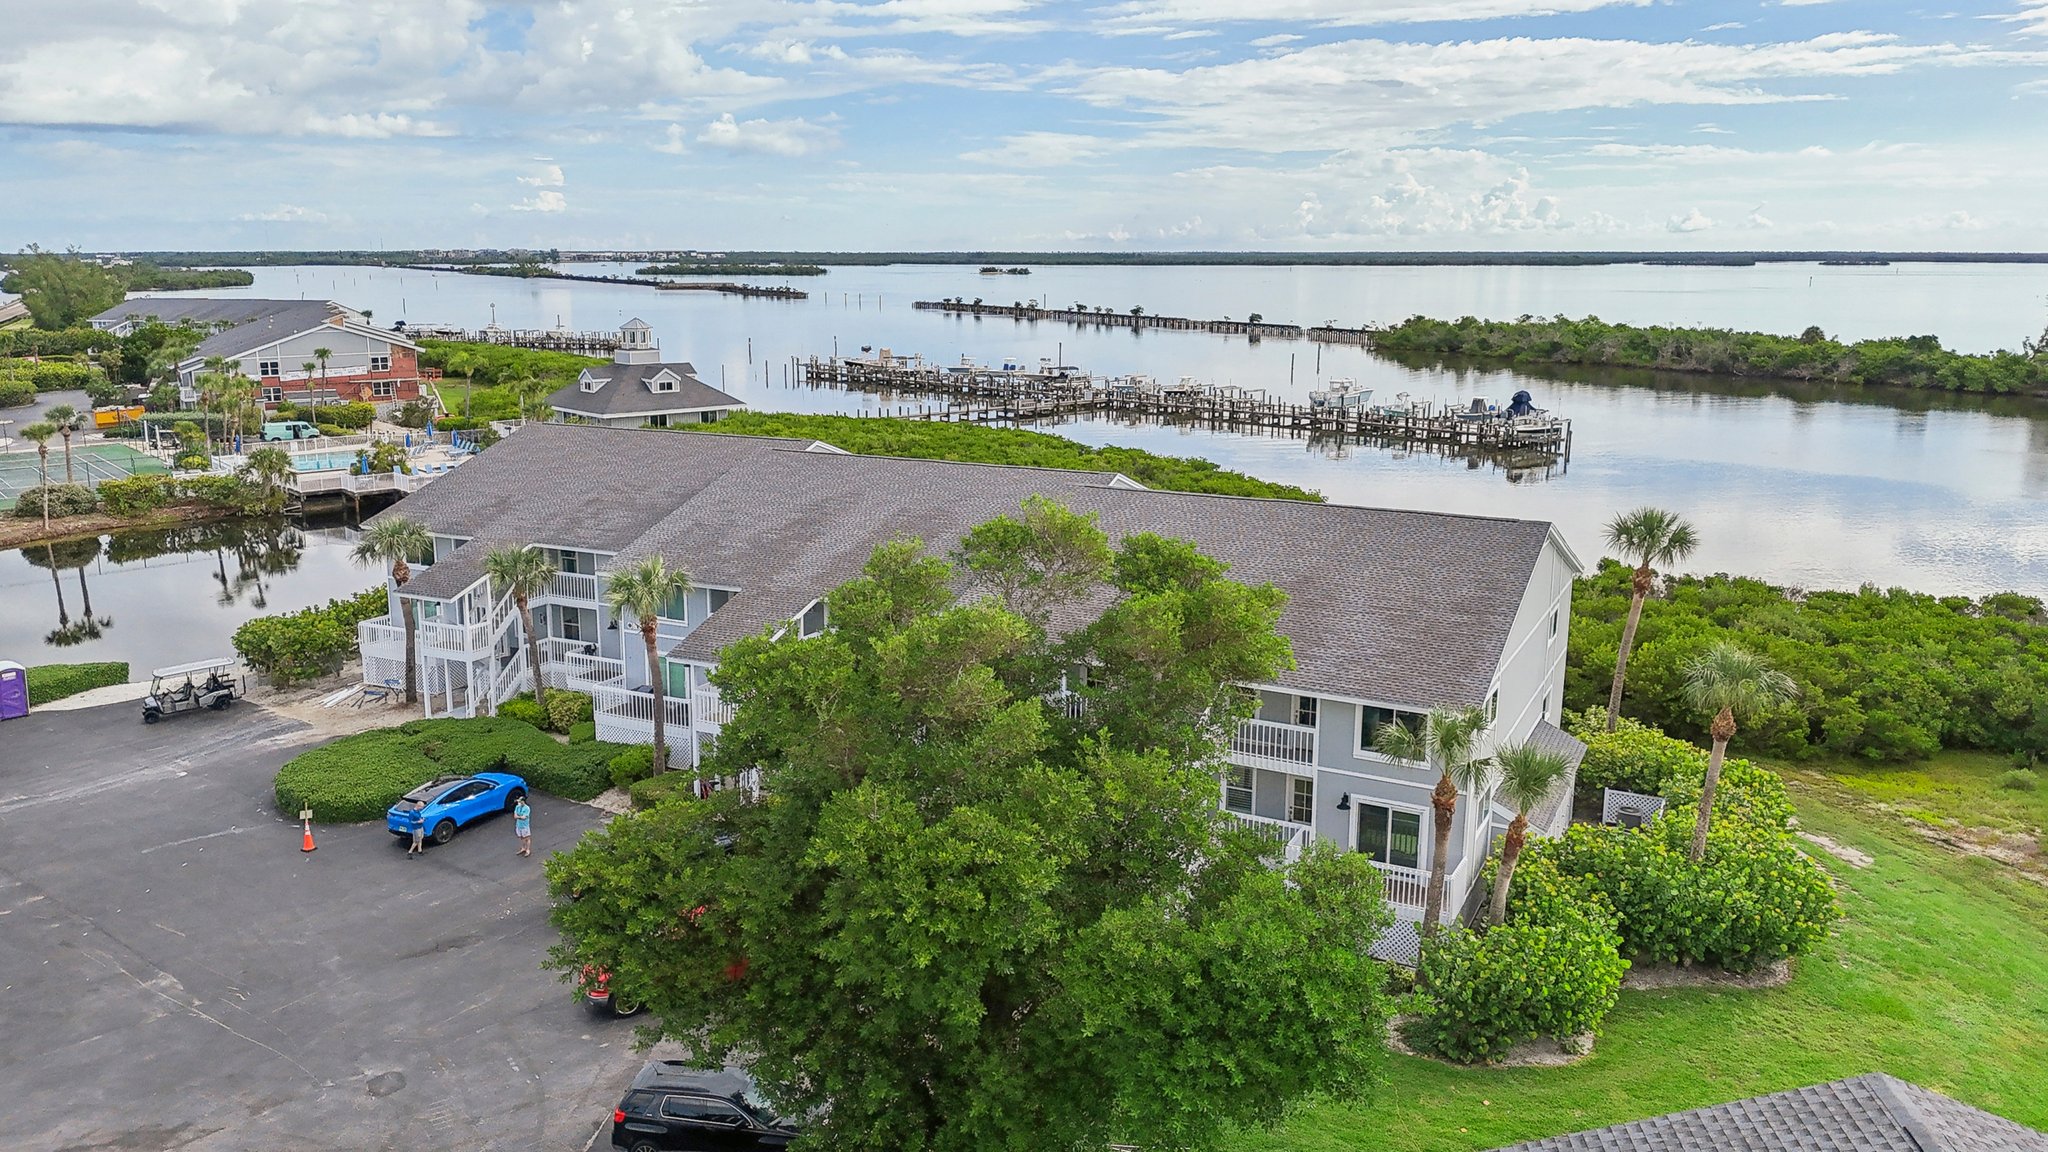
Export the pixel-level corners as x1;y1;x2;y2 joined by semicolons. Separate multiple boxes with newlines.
0;520;371;675
109;261;2048;604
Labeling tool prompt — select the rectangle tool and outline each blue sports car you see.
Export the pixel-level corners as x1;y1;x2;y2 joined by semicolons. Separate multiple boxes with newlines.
386;772;529;846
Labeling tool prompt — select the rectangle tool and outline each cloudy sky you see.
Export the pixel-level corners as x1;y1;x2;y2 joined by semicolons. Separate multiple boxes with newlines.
3;0;2045;251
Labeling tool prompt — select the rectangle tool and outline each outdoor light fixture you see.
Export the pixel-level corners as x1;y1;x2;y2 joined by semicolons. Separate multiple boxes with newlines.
1336;792;1352;811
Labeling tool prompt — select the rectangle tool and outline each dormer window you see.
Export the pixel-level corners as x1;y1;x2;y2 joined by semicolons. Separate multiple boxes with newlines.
647;370;679;393
579;371;609;393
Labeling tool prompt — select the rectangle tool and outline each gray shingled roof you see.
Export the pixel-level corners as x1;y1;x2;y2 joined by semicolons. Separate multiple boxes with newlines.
88;297;397;363
1497;1074;2048;1152
546;363;745;419
1519;720;1585;836
381;424;1560;710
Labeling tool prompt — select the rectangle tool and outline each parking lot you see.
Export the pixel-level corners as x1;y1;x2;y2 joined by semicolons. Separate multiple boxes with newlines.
0;701;644;1151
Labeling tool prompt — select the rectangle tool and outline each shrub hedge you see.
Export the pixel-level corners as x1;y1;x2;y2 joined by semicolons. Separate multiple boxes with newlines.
1415;856;1629;1063
547;690;593;733
9;484;99;519
274;716;626;821
567;720;596;743
0;360;106;392
0;378;32;407
609;744;656;790
24;661;130;705
97;474;175;515
232;587;390;683
498;694;546;728
628;770;694;809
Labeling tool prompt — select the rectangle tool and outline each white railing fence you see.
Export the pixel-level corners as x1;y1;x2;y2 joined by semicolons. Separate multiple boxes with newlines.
692;685;736;729
1222;811;1312;864
594;684;690;729
491;647;530;707
1230;717;1318;766
1372;861;1433;911
544;571;599;602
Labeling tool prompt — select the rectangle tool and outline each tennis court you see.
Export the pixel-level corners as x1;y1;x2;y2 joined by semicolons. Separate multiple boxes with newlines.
0;442;169;509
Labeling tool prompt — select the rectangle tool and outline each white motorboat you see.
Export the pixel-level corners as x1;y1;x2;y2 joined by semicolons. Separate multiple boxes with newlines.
1309;379;1374;409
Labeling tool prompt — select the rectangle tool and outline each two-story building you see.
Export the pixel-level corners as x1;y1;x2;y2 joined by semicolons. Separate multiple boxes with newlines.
90;297;423;409
355;423;1584;960
544;319;745;428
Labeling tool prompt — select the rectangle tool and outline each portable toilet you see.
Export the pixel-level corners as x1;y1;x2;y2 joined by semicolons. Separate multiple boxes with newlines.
0;661;27;721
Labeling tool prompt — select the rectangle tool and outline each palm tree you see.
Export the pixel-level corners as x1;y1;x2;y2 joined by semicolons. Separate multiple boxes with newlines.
1601;506;1700;732
43;404;80;483
242;445;293;505
1680;643;1796;862
200;355;233;451
1373;706;1491;936
484;545;558;714
605;556;690;774
19;422;56;531
1484;741;1574;925
314;347;333;398
351;516;432;704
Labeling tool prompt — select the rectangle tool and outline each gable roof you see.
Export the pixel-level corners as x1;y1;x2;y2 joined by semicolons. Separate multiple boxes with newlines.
1496;1074;2048;1152
376;424;1564;709
88;297;415;363
545;362;744;418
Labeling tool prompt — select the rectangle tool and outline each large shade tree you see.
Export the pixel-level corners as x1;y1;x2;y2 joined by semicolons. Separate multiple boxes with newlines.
1681;641;1797;862
1601;505;1700;732
1373;706;1491;937
603;555;691;773
484;545;559;716
549;504;1392;1152
350;516;432;704
5;245;123;327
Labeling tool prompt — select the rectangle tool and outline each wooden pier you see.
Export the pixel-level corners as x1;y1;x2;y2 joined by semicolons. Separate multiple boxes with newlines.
913;300;1376;345
797;355;1571;459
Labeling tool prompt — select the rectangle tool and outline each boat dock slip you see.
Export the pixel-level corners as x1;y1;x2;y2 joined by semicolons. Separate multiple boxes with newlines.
913;299;1375;345
797;355;1572;460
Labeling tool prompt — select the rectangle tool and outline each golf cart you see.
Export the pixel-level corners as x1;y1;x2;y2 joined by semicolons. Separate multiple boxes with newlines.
142;658;241;724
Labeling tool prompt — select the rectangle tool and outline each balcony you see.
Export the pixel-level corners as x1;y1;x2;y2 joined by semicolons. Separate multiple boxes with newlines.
692;685;736;731
592;683;691;746
541;571;599;603
1372;860;1432;912
1222;810;1311;864
1229;717;1317;771
417;616;495;654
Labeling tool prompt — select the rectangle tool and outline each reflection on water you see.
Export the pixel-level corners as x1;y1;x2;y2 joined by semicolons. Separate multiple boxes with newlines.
0;517;372;675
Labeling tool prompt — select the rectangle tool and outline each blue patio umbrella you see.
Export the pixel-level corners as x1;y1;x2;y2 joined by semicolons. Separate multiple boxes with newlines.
405;432;412;449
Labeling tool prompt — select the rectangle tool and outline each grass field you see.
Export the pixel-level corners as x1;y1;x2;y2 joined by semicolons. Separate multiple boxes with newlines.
1224;754;2048;1152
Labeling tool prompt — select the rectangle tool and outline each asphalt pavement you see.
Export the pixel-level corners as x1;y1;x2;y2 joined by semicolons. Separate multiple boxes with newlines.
0;700;645;1151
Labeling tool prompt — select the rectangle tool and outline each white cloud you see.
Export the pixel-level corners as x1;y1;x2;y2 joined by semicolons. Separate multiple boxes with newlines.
512;190;567;212
1694;122;1733;134
1250;33;1303;46
1666;207;1714;231
742;39;850;63
1745;205;1773;228
235;204;330;223
1999;0;2048;35
1703;21;1745;31
1099;0;1653;30
518;163;565;187
959;131;1109;166
654;124;690;154
697;112;840;156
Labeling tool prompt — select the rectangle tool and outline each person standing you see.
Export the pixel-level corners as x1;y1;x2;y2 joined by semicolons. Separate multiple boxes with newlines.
513;795;532;857
407;807;426;859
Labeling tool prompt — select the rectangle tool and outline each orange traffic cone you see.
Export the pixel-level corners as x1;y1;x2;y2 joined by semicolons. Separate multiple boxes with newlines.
301;823;317;853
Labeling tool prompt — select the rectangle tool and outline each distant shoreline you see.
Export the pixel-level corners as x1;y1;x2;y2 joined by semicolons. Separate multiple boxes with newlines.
116;249;2048;270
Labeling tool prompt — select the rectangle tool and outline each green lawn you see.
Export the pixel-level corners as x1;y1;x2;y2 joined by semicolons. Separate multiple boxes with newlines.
1802;749;2048;839
1225;778;2048;1151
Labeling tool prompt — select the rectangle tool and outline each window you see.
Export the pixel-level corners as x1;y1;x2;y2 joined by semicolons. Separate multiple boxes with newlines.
664;660;692;699
660;588;690;623
260;386;283;403
1293;695;1318;728
707;588;733;614
1223;766;1252;813
1541;692;1551;721
1548;607;1560;641
1485;690;1498;723
1287;776;1314;824
661;1096;748;1126
559;609;583;642
798;599;827;638
371;380;395;398
646;413;670;428
257;359;280;378
1357;804;1422;869
369;354;391;372
1359;705;1425;754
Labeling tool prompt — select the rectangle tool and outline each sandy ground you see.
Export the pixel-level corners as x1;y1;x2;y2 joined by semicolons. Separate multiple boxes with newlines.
1623;958;1793;991
1797;830;1875;868
1385;1016;1592;1068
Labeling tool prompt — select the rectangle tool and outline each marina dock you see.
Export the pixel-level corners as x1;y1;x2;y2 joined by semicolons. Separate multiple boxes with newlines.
796;354;1571;458
912;299;1376;345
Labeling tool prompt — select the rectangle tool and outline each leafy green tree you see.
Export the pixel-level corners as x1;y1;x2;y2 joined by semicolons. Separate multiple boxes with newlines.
42;404;80;484
1680;642;1797;862
18;421;56;530
1374;706;1490;936
7;246;123;328
350;516;432;704
1485;741;1574;925
484;545;559;716
549;513;1391;1152
241;446;293;503
603;555;690;773
1601;506;1699;731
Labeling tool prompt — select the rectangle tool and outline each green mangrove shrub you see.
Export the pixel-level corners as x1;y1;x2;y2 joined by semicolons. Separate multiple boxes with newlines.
24;661;130;705
9;484;98;519
232;587;390;683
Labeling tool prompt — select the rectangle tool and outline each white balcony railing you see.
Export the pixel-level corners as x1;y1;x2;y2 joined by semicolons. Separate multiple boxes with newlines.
1229;717;1317;768
692;685;736;730
1222;810;1312;864
418;616;494;654
358;618;408;653
594;684;690;729
1372;860;1433;912
543;571;599;602
491;648;529;706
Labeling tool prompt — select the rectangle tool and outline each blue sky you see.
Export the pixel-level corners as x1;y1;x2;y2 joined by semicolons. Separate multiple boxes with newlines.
2;0;2045;251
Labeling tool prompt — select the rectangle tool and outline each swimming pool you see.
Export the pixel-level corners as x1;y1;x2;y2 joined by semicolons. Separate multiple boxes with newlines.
289;451;367;473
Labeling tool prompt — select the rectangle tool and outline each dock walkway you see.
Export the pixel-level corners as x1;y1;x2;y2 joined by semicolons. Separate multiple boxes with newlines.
913;300;1375;345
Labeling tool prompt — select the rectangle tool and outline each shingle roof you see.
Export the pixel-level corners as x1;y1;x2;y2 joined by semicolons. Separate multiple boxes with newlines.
1519;720;1586;836
1496;1074;2048;1152
546;363;745;419
381;424;1563;710
87;297;407;363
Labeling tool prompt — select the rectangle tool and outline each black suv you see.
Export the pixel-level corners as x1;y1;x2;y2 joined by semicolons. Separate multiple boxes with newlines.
611;1061;803;1151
